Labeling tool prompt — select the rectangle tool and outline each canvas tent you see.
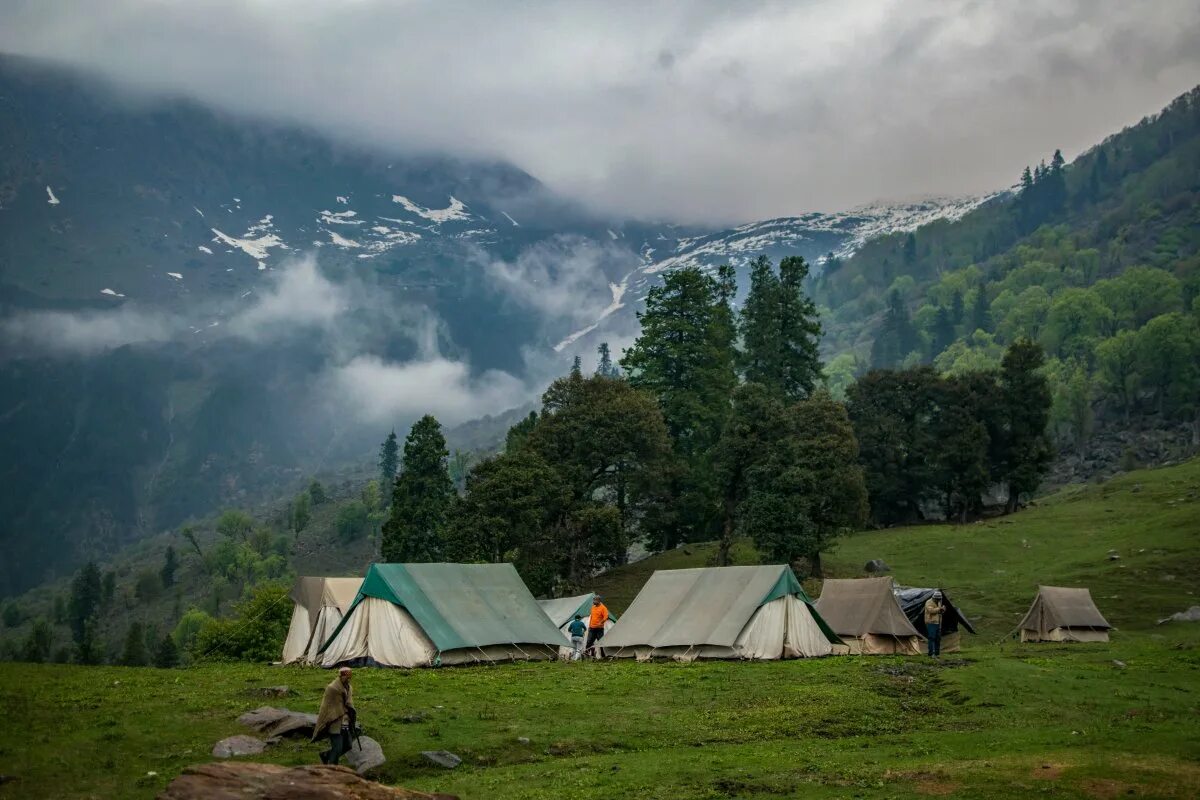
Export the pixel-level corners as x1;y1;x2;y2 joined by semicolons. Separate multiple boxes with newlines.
600;565;840;661
895;586;977;653
815;577;924;655
1017;586;1112;642
317;563;569;667
281;577;363;665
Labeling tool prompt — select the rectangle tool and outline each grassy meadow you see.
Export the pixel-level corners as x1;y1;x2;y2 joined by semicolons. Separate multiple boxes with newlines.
2;459;1198;799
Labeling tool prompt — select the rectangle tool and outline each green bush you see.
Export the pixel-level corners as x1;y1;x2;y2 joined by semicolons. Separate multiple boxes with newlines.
191;582;292;662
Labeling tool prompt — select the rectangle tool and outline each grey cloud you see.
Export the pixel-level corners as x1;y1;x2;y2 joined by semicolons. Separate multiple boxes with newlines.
1;1;1197;224
2;306;177;354
229;254;348;339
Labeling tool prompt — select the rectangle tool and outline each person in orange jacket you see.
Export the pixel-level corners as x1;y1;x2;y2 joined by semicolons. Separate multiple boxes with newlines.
585;596;609;658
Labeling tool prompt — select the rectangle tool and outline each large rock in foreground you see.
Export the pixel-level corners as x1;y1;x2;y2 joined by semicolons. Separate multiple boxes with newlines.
157;762;456;800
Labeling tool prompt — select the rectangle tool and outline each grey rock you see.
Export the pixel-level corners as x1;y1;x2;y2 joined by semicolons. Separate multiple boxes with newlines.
1112;660;1126;669
343;735;386;776
422;750;462;769
212;735;266;758
864;559;891;574
236;706;318;739
1107;552;1121;561
517;737;530;745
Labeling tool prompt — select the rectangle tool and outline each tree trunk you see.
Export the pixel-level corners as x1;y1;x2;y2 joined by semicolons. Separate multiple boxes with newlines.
808;550;823;580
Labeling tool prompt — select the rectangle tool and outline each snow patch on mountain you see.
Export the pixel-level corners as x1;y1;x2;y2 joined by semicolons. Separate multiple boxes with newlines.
197;245;212;254
211;214;288;262
319;209;363;226
100;288;124;297
326;230;360;248
45;186;60;205
501;211;519;227
391;194;472;224
167;272;183;280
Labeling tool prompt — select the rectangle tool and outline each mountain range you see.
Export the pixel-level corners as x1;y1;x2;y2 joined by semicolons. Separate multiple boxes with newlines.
0;54;988;596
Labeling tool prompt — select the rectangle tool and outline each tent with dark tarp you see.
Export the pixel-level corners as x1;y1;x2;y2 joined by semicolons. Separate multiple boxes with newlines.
281;577;363;665
1017;586;1112;642
317;563;569;667
600;565;841;661
815;577;924;655
895;586;977;653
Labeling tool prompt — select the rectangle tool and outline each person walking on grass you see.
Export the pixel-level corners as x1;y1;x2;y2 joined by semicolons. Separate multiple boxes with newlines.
586;596;609;658
567;613;587;661
924;591;946;658
313;666;355;765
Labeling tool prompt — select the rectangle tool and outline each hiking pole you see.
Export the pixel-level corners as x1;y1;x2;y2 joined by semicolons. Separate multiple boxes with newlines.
348;705;363;751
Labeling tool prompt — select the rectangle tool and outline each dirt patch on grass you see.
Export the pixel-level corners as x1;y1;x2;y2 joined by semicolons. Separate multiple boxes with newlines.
1033;763;1066;780
887;770;960;796
1080;778;1138;798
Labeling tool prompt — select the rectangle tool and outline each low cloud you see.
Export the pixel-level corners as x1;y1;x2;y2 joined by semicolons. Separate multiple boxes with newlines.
230;254;348;339
1;306;176;355
2;1;1197;222
479;236;640;333
327;354;530;427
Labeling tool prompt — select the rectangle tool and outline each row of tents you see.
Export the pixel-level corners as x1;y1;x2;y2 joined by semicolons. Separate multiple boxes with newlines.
281;563;1112;667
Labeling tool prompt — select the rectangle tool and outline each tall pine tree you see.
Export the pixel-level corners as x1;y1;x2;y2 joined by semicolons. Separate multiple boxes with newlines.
739;256;781;388
596;342;616;377
997;339;1052;512
622;267;737;547
776;256;823;399
378;430;400;494
382;415;454;562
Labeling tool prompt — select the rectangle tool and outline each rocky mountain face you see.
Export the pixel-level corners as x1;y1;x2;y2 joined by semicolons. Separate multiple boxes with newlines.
0;55;979;595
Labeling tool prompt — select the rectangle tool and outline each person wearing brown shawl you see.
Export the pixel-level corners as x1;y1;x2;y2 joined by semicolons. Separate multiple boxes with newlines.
313;666;354;764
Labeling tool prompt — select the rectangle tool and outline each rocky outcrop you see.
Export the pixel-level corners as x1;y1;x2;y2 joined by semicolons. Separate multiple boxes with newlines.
157;763;456;800
211;735;266;758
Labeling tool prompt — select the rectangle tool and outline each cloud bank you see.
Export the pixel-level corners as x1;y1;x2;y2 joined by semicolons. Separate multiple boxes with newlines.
1;1;1197;223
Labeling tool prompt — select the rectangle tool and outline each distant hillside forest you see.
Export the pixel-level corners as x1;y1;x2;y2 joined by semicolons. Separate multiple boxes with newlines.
816;85;1200;464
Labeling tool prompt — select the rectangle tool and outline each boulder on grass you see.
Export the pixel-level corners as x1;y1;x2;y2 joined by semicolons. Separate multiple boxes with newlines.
158;762;456;800
211;736;266;758
236;706;318;738
864;559;891;574
343;736;386;776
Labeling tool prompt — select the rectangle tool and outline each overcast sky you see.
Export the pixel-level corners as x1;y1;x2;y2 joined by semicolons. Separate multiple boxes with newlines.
2;0;1198;224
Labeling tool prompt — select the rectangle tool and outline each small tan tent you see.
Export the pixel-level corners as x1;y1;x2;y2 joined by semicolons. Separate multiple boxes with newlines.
815;577;924;655
601;565;840;661
1017;586;1112;642
281;577;362;665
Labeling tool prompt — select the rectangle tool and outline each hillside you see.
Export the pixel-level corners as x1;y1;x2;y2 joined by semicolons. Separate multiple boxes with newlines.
592;458;1200;629
813;85;1200;478
2;460;1199;799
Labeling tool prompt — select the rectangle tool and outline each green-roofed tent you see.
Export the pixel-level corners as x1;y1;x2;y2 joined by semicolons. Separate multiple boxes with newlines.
600;565;841;661
318;563;569;667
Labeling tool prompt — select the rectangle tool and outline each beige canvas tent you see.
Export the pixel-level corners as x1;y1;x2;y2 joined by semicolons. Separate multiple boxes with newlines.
815;577;924;655
1017;586;1112;642
281;577;362;665
600;565;840;661
317;563;569;667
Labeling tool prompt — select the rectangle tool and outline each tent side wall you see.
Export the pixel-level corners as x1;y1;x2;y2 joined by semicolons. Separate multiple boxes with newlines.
281;605;312;665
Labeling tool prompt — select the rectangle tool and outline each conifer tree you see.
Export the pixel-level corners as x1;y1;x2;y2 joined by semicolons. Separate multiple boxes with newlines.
596;342;615;377
739;255;781;387
154;633;180;668
160;545;178;589
776;256;824;399
378;429;400;492
871;290;920;368
69;561;102;651
969;287;991;333
382;415;454;562
121;621;148;666
622;266;737;546
997;338;1052;512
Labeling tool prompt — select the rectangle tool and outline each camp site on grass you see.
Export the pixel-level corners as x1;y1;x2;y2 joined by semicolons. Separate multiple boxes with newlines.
537;592;616;659
280;576;362;665
814;576;925;655
894;585;977;652
316;562;568;667
599;565;840;660
1017;585;1114;642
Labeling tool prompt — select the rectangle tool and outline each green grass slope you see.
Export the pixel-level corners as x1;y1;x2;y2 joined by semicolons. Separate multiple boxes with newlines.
594;458;1200;632
2;461;1199;800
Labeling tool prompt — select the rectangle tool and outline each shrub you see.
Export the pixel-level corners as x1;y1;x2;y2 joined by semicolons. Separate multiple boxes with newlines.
191;582;292;662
